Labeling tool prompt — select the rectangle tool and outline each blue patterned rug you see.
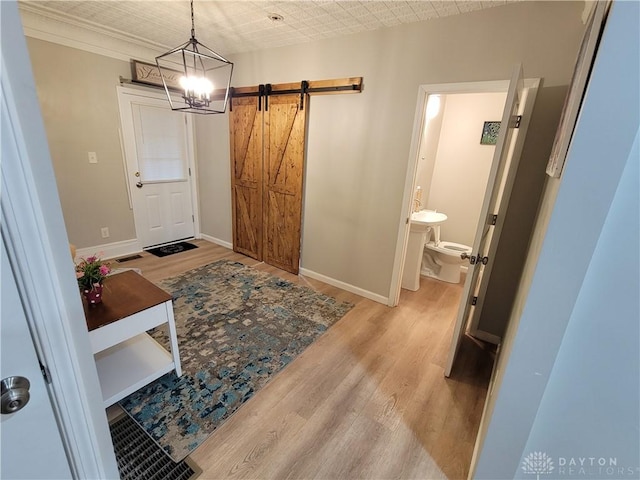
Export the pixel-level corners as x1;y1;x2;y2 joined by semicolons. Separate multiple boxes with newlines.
119;260;353;462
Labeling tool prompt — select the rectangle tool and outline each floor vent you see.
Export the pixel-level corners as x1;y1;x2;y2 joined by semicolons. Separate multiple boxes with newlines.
110;414;201;480
115;254;143;263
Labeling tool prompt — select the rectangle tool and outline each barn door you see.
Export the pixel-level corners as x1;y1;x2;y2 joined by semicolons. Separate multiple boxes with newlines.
230;96;263;260
230;93;308;274
263;94;308;274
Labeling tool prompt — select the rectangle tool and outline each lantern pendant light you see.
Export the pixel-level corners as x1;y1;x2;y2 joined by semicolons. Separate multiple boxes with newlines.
155;0;233;114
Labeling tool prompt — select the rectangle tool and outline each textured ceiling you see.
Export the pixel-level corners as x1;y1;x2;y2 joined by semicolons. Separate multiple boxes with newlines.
19;1;518;56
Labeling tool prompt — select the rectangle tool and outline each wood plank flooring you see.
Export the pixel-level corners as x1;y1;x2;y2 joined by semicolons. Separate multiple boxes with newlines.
114;239;494;479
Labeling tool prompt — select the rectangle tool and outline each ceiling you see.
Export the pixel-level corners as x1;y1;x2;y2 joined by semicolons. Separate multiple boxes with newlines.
19;1;519;57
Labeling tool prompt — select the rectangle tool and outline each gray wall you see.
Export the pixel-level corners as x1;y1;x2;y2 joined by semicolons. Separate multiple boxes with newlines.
198;1;585;299
474;2;640;476
26;38;135;249
24;2;585;301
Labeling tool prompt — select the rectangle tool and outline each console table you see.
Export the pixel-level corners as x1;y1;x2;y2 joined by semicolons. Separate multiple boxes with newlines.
84;270;182;407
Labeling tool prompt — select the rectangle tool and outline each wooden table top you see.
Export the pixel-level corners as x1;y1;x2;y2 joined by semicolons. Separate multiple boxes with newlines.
84;270;172;332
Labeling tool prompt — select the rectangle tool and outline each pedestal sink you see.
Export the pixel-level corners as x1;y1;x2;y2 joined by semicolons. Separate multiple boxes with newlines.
410;210;447;226
401;210;448;291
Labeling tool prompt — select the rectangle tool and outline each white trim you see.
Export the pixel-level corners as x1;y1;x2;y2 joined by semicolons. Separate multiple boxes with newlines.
19;3;165;63
200;233;233;250
117;127;133;210
387;86;427;307
75;238;142;262
185;113;201;240
1;3;118;476
299;268;388;305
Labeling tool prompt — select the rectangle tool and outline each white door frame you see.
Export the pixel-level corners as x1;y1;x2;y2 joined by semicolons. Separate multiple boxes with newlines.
2;2;118;476
389;79;514;307
117;85;200;248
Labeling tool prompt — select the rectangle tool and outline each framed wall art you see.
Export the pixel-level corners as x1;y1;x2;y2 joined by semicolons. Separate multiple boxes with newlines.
480;121;501;145
131;60;182;91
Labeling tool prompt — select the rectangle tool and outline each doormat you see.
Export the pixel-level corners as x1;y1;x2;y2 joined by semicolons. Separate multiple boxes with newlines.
115;254;143;263
146;241;198;258
119;260;354;462
110;413;201;480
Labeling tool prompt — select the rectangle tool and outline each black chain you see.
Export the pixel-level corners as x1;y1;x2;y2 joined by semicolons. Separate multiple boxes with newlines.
190;0;195;39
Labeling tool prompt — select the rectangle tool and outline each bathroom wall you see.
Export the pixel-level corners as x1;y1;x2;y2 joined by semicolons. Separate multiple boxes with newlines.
414;95;446;207
426;92;507;247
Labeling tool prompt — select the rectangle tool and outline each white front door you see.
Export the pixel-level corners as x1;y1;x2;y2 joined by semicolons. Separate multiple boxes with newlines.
444;65;529;377
118;88;196;249
1;240;72;479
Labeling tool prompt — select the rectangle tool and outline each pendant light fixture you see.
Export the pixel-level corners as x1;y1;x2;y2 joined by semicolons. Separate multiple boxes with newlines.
155;0;233;114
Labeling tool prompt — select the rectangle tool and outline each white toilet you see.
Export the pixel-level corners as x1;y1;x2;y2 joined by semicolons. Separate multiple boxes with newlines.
422;221;472;284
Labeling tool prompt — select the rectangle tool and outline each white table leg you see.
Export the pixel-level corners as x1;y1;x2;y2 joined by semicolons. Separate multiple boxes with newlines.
165;301;182;377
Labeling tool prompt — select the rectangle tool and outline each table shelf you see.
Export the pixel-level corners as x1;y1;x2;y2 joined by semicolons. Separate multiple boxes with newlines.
95;333;175;407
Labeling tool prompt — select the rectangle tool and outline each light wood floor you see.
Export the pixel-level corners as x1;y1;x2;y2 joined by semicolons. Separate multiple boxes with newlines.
115;239;494;480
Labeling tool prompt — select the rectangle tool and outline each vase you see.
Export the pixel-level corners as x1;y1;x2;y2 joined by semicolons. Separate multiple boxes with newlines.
83;283;103;305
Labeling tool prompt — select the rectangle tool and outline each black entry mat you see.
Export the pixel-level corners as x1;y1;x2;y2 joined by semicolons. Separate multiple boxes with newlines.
110;414;200;480
146;241;198;258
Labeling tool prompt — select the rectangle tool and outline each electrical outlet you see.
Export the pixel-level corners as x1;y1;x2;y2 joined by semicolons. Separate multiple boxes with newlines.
88;152;98;163
100;227;109;238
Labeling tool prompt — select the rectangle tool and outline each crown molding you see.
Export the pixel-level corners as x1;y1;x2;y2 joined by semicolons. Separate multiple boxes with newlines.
19;3;166;63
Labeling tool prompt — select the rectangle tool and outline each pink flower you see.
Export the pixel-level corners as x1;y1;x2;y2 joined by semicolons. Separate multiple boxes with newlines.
76;271;84;279
86;256;97;263
99;265;110;276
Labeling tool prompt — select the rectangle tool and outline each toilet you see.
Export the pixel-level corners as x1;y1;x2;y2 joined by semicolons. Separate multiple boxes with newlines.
422;223;472;284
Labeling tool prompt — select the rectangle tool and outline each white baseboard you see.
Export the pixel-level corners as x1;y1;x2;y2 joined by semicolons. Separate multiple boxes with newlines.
199;233;232;250
75;239;141;262
299;268;389;305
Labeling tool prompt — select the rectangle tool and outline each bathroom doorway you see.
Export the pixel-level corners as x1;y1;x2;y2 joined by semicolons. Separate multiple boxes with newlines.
413;90;508;267
389;67;540;375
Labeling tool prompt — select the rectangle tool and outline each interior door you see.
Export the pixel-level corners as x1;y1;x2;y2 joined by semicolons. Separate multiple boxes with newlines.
1;239;72;479
119;90;196;249
444;65;524;378
263;94;308;274
230;96;264;260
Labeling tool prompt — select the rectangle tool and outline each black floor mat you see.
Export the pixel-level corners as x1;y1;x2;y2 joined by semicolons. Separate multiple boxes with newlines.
146;241;198;258
110;414;200;480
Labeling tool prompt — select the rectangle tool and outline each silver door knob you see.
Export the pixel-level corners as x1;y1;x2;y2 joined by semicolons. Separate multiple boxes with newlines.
1;376;30;414
461;252;476;264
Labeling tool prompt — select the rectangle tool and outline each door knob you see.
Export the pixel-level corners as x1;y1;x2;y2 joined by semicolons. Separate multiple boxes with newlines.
136;181;143;188
461;252;476;264
1;376;31;414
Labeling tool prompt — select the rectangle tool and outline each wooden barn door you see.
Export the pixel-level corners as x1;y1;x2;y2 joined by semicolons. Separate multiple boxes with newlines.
263;94;308;274
230;93;308;274
230;96;263;260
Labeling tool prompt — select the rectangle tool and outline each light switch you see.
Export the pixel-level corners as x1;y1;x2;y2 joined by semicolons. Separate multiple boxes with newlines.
88;152;98;163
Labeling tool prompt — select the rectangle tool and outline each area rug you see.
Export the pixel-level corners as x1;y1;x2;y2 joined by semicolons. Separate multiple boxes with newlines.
146;241;198;258
119;260;353;462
